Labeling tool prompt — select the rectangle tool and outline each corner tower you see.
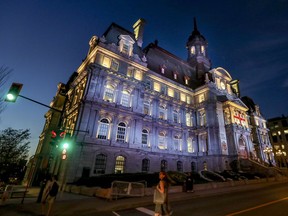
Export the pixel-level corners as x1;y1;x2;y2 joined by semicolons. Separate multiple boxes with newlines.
186;18;211;79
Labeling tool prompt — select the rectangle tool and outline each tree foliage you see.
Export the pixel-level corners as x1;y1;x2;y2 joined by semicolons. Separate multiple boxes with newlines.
0;127;30;182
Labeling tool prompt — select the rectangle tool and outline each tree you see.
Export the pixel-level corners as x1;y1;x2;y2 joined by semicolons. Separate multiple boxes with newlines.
0;127;30;183
0;66;12;114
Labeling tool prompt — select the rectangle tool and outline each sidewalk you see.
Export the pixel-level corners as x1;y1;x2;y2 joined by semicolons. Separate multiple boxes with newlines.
1;179;287;216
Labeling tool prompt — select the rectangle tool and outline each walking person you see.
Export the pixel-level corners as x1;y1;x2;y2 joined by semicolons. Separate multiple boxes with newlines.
41;175;59;216
185;172;194;193
154;171;173;216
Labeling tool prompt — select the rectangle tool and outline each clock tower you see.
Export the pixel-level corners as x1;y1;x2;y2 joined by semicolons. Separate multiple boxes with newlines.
186;18;211;79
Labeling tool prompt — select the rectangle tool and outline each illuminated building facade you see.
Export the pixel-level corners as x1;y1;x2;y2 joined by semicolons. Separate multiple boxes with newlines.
28;18;275;184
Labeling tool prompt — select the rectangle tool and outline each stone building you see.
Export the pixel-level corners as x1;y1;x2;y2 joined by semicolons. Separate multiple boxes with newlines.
26;18;274;185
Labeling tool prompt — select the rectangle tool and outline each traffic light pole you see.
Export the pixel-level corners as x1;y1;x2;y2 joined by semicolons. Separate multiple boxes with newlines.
19;95;63;113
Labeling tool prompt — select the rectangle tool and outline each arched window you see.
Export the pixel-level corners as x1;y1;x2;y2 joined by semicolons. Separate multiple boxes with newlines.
116;122;126;142
115;155;125;173
142;159;150;172
191;46;196;54
142;129;149;146
191;161;196;172
177;161;183;172
103;84;115;102
93;154;107;174
97;118;110;139
161;160;167;172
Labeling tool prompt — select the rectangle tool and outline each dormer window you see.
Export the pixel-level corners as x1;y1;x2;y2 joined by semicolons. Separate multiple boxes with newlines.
119;35;135;56
191;46;196;55
173;72;178;80
161;67;165;74
184;76;190;85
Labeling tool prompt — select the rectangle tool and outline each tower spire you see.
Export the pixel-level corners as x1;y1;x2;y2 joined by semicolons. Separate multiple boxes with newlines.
194;17;198;32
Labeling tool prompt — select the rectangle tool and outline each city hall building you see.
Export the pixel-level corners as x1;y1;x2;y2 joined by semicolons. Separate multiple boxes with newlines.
26;18;274;184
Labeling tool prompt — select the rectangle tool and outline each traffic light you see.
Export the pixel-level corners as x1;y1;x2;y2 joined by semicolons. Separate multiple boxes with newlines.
60;133;72;160
5;82;23;102
50;130;66;147
62;149;67;160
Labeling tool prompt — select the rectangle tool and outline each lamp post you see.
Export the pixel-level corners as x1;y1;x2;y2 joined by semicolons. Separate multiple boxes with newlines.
263;146;273;167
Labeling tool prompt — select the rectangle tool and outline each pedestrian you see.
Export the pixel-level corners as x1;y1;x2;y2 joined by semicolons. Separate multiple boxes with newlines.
41;175;59;216
154;171;173;216
185;172;194;193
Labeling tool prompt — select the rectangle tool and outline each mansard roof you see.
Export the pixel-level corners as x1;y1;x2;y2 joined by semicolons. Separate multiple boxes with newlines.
144;41;203;89
102;22;144;58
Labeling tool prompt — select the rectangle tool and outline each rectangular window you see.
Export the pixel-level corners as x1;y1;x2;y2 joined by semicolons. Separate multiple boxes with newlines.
127;67;133;77
187;96;191;104
173;111;178;123
134;70;142;80
168;88;174;97
122;44;129;54
186;113;191;126
158;136;166;149
121;93;130;107
154;82;161;92
102;56;111;68
143;101;150;115
111;59;119;71
180;93;186;102
98;124;109;139
117;127;126;142
104;88;114;102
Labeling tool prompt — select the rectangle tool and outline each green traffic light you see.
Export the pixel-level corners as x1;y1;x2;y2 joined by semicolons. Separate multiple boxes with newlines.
5;82;23;103
63;142;69;149
6;93;16;101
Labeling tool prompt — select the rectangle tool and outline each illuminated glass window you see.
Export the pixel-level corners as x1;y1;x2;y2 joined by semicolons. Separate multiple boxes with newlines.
186;113;192;126
122;44;130;55
180;93;186;102
103;85;115;102
97;118;110;139
121;90;130;107
102;56;111;68
160;160;167;172
143;100;151;115
142;159;150;172
201;46;206;56
173;72;178;80
187;96;191;104
116;122;126;142
154;82;161;92
161;67;165;74
134;70;142;80
158;132;167;149
177;161;183;172
173;135;182;151
191;46;196;54
187;138;193;153
127;67;133;77
168;88;174;97
199;94;205;103
94;154;107;174
115;156;125;173
185;78;189;85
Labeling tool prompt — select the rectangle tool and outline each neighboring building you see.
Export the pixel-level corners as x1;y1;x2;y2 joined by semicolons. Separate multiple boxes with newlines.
25;18;275;185
267;115;288;168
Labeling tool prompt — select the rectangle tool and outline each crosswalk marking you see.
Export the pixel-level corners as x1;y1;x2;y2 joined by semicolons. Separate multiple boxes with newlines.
136;207;155;215
112;211;121;216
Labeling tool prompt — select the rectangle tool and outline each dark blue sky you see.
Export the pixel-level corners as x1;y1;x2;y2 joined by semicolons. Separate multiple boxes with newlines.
1;0;287;158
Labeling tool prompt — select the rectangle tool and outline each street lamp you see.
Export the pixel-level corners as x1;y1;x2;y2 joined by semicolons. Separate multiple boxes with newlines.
263;146;273;166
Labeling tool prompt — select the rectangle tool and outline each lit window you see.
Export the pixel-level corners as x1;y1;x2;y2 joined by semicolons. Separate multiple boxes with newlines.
173;72;178;80
127;67;133;77
180;93;186;102
187;96;191;104
191;46;196;54
116;122;126;142
121;90;130;107
174;135;182;151
134;70;142;80
187;138;193;153
186;113;192;126
168;88;174;97
158;132;167;149
94;154;107;174
102;56;111;68
103;85;115;102
201;46;205;56
122;43;130;55
161;66;165;74
143;100;151;115
154;82;161;92
97;118;110;139
115;156;125;173
185;78;189;85
199;94;205;103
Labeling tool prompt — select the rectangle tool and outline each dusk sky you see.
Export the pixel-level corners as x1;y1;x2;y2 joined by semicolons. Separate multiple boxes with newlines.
1;0;287;159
